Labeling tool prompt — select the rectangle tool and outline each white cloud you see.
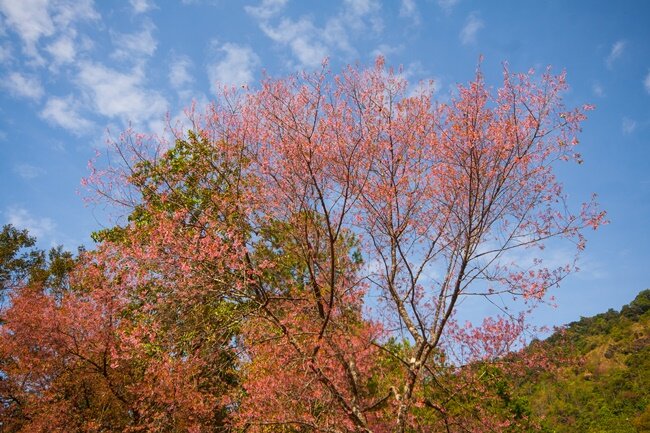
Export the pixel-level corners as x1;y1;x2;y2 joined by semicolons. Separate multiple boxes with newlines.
260;18;328;68
112;21;157;60
340;0;383;34
5;206;56;240
1;72;44;100
207;42;259;91
45;34;75;64
247;0;382;68
0;0;97;58
592;82;605;98
401;61;426;80
622;117;637;135
50;0;97;26
574;256;608;281
13;163;45;179
391;61;440;97
412;69;440;94
344;0;380;23
78;62;168;126
371;43;402;59
460;12;484;45
244;0;288;20
606;40;625;68
0;0;54;55
130;0;154;14
644;71;650;94
438;0;460;13
169;55;193;89
41;95;94;134
400;0;419;25
0;43;12;62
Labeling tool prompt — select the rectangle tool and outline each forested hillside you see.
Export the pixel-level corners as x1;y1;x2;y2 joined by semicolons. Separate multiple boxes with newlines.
520;290;650;432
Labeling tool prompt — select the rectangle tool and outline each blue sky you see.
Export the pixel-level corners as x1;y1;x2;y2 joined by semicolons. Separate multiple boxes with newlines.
1;0;649;328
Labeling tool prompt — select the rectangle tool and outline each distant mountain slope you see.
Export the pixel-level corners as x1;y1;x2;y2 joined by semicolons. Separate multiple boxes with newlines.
521;290;650;432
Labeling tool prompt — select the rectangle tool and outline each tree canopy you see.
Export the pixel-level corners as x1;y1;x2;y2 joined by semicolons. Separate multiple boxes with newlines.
0;60;606;433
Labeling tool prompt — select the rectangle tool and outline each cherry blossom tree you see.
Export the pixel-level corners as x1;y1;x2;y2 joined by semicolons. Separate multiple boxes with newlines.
0;59;605;433
227;59;604;432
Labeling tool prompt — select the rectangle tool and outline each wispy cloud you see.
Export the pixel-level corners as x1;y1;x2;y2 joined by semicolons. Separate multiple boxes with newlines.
130;0;155;14
622;117;637;135
0;0;56;56
592;82;605;98
77;62;168;127
207;42;259;91
111;21;157;60
438;0;460;13
45;34;76;65
246;0;382;68
13;163;45;179
41;95;94;134
399;0;420;25
259;18;328;68
4;205;56;240
460;12;484;45
0;0;98;59
371;43;403;59
1;71;44;100
0;43;12;62
244;0;288;20
169;55;193;89
644;71;650;94
606;40;625;69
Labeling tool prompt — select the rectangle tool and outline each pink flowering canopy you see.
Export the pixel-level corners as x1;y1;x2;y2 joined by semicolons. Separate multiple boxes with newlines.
1;59;604;433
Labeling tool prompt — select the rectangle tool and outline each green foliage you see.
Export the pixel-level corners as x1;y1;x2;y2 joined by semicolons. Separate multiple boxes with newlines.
0;224;77;298
0;224;44;293
518;290;650;432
